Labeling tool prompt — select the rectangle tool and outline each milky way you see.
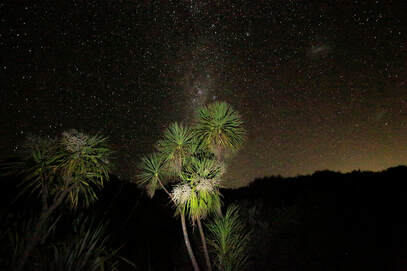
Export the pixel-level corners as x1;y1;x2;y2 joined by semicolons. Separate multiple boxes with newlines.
2;1;407;186
172;40;225;121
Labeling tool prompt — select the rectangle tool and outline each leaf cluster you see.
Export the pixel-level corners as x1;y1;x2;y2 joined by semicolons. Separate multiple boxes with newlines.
136;102;246;206
7;215;136;271
8;129;113;209
136;101;249;270
194;102;246;159
206;204;252;271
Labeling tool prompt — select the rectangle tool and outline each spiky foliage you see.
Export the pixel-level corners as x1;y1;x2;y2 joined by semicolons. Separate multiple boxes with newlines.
156;122;195;174
12;130;112;209
10;136;61;200
194;102;246;159
5;130;113;271
5;212;60;268
137;123;205;270
174;156;223;223
172;181;222;224
206;204;252;271
182;156;226;183
37;217;136;271
136;153;167;198
42;222;109;271
186;156;224;219
136;102;248;271
58;129;112;208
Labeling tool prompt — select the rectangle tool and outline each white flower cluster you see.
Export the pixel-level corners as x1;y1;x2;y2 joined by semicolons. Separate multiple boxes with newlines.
62;129;89;153
172;183;193;205
196;178;218;192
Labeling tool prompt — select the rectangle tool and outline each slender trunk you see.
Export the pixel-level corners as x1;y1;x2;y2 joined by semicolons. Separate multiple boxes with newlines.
197;218;212;271
157;178;171;198
14;187;72;271
158;181;200;270
181;213;200;271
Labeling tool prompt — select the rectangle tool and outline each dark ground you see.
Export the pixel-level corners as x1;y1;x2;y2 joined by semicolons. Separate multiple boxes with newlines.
2;165;407;270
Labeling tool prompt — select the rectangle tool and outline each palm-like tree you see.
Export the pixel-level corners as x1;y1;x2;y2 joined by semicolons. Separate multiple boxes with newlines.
193;102;246;160
137;123;201;271
58;130;112;208
137;102;247;271
10;130;112;271
191;101;246;270
174;156;224;271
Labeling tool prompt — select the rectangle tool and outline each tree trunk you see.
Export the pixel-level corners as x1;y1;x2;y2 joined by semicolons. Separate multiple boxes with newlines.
197;218;212;271
181;213;200;271
158;181;200;270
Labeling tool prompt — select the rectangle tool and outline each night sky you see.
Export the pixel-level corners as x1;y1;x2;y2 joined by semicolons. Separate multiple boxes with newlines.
2;1;407;187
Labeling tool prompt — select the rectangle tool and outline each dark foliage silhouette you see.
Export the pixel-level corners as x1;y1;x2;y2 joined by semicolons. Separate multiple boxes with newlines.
2;163;407;270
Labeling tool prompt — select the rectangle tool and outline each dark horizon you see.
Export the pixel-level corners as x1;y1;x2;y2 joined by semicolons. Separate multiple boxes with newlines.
3;158;407;270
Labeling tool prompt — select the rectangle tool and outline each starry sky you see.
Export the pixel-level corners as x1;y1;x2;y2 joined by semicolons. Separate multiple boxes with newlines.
2;1;407;187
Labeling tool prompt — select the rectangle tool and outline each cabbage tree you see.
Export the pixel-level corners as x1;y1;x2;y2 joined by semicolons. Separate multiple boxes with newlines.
8;130;112;271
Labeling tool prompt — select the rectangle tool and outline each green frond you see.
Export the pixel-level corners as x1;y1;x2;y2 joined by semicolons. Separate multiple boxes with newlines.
206;204;252;271
136;153;167;198
7;131;112;209
170;152;224;222
58;131;112;208
185;155;226;181
197;189;222;219
156;122;194;173
35;217;135;271
194;102;246;159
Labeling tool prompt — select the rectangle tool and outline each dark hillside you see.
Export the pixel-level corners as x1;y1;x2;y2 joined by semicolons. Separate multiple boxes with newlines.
222;166;407;270
1;165;407;270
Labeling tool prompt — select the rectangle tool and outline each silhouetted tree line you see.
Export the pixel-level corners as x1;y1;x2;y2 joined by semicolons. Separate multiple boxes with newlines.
2;162;407;270
222;166;407;271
